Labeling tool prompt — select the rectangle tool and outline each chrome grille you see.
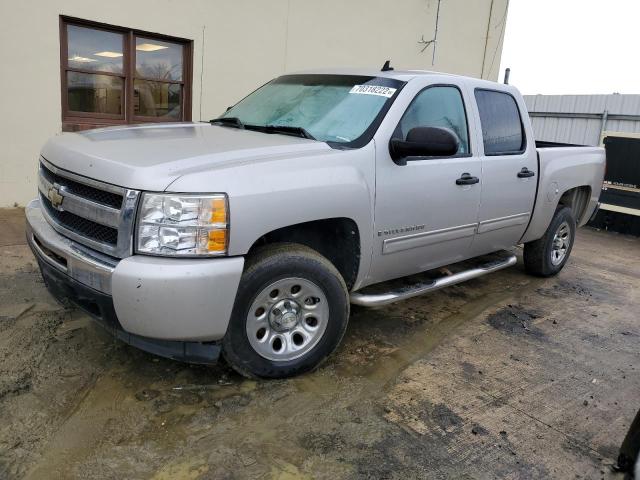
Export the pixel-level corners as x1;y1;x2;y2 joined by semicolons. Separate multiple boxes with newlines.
40;194;119;245
38;157;140;258
40;163;123;209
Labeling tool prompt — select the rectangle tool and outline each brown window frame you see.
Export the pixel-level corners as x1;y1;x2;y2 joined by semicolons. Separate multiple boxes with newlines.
60;16;193;131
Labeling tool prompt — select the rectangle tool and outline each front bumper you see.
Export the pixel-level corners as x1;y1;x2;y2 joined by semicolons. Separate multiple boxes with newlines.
25;199;244;364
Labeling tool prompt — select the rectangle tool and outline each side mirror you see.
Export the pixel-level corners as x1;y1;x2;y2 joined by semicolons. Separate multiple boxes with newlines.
389;126;460;164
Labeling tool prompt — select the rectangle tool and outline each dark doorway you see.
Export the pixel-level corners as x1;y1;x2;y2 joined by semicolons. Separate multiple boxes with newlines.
604;136;640;189
589;135;640;235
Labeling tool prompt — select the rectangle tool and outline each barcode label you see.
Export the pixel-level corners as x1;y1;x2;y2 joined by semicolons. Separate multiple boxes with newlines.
349;85;397;98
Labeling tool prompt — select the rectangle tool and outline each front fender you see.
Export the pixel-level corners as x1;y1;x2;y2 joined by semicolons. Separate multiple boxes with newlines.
167;142;376;289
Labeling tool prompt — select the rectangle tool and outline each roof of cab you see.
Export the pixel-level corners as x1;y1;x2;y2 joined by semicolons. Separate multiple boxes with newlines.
287;67;446;81
286;67;518;94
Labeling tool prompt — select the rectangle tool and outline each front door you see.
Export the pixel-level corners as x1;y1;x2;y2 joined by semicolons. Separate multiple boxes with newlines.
368;84;482;284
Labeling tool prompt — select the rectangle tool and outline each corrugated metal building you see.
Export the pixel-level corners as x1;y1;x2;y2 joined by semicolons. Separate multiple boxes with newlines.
523;94;640;146
523;94;640;234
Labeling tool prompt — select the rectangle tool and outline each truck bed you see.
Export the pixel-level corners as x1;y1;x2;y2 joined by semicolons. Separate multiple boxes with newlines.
535;140;586;148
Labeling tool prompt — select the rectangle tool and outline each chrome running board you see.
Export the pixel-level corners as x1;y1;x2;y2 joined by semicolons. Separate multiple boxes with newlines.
350;251;517;307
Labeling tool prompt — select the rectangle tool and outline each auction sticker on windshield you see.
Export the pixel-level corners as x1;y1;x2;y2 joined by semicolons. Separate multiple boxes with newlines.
349;85;397;98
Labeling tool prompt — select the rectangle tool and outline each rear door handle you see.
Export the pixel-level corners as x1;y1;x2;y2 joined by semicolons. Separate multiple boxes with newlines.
456;173;480;185
517;167;535;178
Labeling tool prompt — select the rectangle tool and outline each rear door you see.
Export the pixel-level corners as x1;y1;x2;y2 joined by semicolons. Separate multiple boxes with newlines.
468;88;538;256
368;83;482;284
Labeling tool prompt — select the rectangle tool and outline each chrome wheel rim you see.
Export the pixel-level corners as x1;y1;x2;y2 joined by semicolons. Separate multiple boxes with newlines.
246;277;329;362
551;220;571;265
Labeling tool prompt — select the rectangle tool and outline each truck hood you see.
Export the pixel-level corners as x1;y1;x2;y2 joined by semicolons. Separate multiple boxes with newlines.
41;123;332;191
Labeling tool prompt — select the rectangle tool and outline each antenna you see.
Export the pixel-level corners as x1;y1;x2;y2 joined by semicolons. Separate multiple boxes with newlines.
503;67;511;84
381;60;394;72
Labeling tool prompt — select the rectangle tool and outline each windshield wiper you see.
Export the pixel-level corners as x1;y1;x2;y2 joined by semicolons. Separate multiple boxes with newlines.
209;117;244;129
248;124;316;140
211;119;316;140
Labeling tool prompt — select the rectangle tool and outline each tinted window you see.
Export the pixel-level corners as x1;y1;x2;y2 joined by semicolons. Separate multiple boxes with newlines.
398;86;469;154
475;90;524;155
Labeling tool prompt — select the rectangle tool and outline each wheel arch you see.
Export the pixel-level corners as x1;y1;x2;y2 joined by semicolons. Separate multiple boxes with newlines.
521;184;593;244
558;185;592;224
246;217;361;290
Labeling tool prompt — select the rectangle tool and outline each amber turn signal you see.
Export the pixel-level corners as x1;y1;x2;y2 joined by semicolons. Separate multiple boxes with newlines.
207;229;227;252
209;197;227;224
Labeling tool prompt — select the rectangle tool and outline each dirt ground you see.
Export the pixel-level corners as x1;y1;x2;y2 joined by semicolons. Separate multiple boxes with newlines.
0;207;638;480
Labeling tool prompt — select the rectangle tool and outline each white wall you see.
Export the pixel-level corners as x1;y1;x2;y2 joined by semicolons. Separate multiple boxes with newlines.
0;0;508;207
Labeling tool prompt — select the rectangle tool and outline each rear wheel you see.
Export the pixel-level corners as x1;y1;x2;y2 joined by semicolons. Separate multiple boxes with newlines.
524;206;576;277
222;243;349;378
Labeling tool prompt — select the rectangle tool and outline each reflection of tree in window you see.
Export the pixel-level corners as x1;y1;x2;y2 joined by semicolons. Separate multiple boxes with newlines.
440;116;465;150
134;81;180;118
137;62;181;81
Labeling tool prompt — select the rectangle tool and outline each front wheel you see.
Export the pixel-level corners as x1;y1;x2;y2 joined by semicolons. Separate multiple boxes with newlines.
524;206;576;277
222;243;349;378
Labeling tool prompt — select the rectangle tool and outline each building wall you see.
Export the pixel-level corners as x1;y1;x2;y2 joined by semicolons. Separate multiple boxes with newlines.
0;0;508;207
524;94;640;146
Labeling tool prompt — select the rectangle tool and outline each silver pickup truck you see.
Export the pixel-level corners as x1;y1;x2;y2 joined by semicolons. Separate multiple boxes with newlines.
26;67;605;378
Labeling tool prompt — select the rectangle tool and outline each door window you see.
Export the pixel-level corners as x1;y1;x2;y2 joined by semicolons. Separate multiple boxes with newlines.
398;86;470;155
474;89;525;155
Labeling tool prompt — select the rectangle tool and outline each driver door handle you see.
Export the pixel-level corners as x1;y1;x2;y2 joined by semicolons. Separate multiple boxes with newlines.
517;167;536;178
456;173;480;185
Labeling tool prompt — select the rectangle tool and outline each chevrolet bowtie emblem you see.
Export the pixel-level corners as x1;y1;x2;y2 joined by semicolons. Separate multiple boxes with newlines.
47;184;64;209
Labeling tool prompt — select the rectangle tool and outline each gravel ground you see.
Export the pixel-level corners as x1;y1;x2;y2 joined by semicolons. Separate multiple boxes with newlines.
0;207;638;480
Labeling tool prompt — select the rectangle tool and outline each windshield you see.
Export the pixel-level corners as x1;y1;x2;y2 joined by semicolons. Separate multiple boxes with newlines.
220;74;405;145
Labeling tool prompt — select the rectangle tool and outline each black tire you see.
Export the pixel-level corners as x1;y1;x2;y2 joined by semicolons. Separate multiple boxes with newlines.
524;206;576;277
222;243;349;378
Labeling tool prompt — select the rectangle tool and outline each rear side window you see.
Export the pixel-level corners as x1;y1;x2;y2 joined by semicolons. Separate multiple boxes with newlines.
474;89;525;155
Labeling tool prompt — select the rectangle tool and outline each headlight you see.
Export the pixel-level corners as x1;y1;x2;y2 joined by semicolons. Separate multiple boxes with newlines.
136;193;228;256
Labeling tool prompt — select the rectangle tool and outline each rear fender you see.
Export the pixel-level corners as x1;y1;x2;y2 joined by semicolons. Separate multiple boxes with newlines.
520;147;605;243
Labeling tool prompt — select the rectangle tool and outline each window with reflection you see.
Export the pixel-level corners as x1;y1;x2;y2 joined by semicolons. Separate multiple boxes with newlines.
398;86;470;155
61;18;192;130
134;37;183;119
